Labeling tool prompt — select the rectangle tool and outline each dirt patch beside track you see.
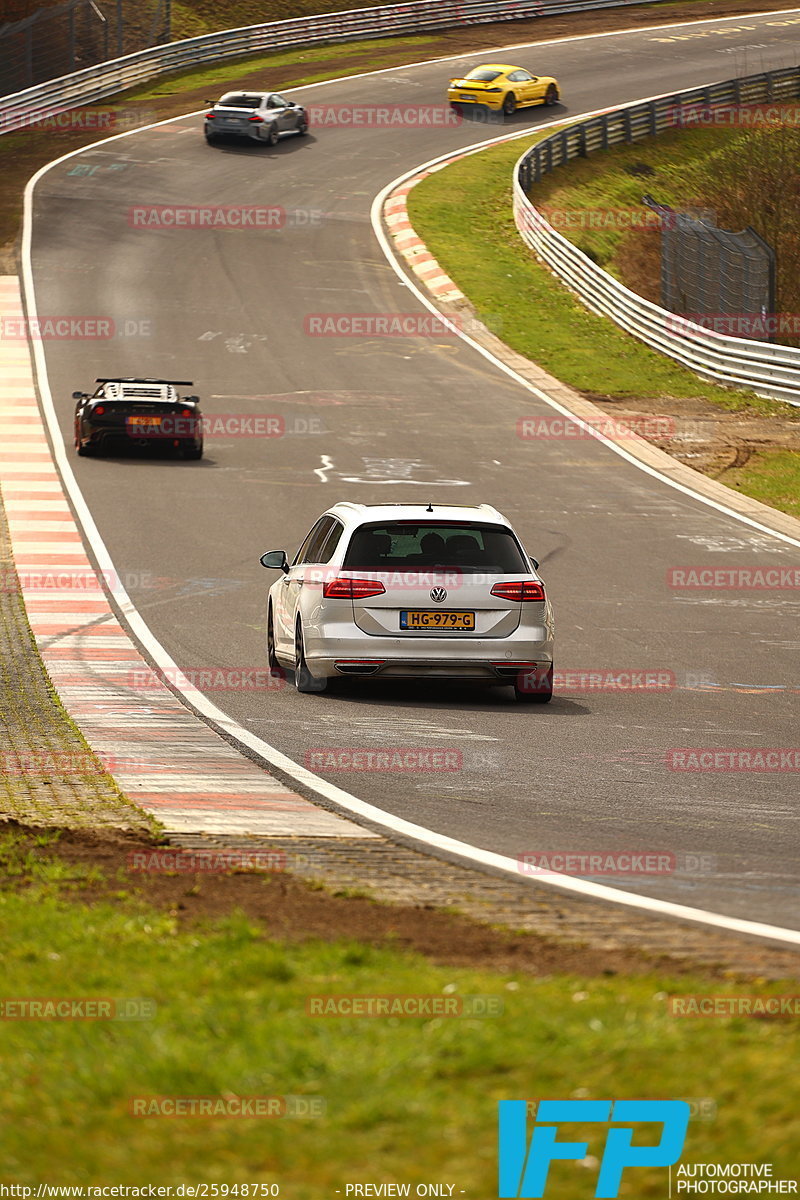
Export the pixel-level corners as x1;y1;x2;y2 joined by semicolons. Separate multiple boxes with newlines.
3;821;798;979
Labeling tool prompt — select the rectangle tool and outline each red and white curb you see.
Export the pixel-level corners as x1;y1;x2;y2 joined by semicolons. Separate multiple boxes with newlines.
384;173;465;302
0;277;374;839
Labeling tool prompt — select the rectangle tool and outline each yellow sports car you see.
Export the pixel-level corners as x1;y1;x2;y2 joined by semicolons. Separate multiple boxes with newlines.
447;64;560;116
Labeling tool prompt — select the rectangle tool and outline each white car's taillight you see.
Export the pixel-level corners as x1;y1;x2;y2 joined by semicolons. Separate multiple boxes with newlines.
490;581;545;602
323;577;386;599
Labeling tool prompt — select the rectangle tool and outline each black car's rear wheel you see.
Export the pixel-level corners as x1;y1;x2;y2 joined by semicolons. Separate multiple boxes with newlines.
514;664;553;704
183;444;203;460
76;442;93;457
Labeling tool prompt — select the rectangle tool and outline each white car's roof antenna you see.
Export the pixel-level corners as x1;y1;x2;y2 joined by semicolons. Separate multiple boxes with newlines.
426;502;433;512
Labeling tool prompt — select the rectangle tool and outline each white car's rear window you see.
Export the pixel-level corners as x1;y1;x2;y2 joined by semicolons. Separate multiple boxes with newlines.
343;523;528;573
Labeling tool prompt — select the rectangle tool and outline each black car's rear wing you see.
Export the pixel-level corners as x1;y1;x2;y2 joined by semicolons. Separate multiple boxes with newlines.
95;377;194;386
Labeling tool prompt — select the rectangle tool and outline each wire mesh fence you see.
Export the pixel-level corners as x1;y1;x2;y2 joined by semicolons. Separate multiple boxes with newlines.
643;197;777;342
0;0;168;95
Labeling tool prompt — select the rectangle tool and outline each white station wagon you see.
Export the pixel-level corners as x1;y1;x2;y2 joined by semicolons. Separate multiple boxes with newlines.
259;503;555;702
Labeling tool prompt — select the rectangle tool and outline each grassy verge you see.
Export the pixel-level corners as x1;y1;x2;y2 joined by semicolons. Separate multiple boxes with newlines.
407;133;777;414
0;826;797;1190
719;449;800;518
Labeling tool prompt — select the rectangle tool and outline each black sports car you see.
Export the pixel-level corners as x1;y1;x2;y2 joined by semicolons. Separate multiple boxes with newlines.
73;378;204;459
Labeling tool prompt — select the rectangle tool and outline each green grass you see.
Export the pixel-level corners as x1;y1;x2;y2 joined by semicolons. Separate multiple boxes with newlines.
719;449;800;518
0;828;797;1191
407;132;779;415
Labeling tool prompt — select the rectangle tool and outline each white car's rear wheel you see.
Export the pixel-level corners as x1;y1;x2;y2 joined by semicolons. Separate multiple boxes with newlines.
267;605;280;670
294;621;326;693
514;664;553;704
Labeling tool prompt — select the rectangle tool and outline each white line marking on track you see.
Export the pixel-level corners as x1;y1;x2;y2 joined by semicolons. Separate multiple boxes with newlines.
314;454;335;482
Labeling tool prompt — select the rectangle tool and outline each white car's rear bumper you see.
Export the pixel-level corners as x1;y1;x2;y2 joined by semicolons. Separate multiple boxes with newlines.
295;624;554;680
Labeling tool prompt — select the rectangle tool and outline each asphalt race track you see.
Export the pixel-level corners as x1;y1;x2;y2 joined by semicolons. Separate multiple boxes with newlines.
26;11;800;929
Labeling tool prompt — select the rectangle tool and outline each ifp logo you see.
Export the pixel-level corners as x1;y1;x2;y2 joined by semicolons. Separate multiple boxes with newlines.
499;1100;690;1198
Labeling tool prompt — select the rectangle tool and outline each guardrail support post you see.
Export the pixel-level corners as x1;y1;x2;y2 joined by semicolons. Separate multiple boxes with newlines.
24;24;34;88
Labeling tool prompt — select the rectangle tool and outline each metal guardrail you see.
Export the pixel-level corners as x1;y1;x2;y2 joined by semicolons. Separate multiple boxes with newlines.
513;67;800;404
0;0;662;122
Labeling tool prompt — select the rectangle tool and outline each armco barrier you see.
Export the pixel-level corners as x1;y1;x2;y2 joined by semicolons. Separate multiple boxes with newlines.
0;0;662;126
513;67;800;405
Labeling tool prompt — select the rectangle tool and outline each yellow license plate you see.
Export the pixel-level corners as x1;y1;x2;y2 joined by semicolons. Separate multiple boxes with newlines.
127;416;163;426
400;610;475;631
